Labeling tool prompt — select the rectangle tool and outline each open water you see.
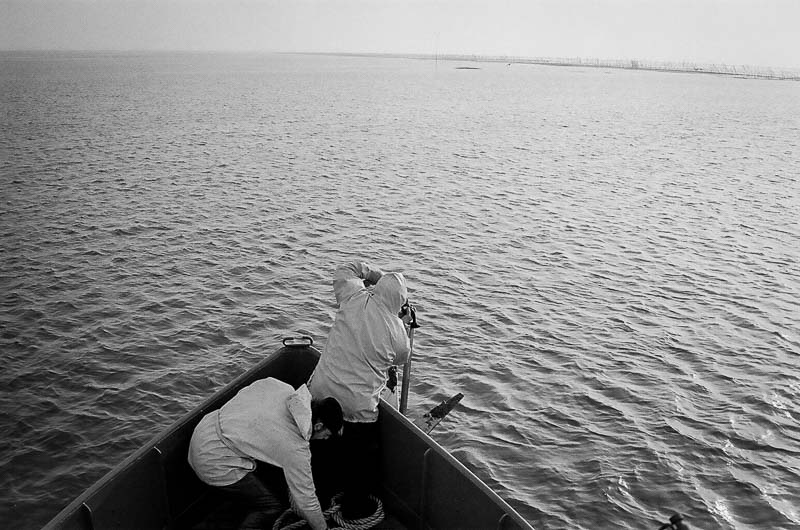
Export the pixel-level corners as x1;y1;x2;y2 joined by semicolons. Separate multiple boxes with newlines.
1;52;799;530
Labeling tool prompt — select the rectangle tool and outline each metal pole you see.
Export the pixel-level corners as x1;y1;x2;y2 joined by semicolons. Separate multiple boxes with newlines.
399;326;415;415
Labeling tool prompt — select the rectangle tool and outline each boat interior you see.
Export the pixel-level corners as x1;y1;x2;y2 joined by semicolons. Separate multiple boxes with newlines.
45;341;532;530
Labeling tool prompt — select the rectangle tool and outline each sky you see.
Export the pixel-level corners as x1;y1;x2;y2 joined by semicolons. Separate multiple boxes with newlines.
1;0;799;69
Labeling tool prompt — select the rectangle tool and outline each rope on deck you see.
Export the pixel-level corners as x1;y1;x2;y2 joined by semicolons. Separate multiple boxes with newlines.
273;492;384;530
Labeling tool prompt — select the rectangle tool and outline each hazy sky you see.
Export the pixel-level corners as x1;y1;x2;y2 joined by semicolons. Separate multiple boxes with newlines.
2;0;799;68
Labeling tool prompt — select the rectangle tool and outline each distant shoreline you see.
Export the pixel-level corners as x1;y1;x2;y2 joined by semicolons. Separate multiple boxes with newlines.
3;50;798;81
303;52;800;81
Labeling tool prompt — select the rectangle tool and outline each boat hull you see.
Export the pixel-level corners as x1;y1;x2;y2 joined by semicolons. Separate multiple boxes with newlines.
44;340;532;529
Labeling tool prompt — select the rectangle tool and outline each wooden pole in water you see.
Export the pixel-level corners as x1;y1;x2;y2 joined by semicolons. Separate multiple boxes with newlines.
399;326;415;415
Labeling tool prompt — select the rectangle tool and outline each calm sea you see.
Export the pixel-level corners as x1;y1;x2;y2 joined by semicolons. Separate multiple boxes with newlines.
1;52;798;530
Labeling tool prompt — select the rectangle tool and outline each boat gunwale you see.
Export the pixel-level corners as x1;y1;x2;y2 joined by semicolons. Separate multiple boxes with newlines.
378;401;534;530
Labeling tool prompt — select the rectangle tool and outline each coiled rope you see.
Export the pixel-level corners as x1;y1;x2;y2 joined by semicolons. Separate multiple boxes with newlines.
273;492;384;530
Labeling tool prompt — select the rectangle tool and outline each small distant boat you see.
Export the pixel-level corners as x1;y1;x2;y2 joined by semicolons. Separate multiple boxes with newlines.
43;337;534;529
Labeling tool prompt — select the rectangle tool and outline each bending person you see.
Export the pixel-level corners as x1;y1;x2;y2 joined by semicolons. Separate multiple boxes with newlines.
188;377;343;530
308;261;413;519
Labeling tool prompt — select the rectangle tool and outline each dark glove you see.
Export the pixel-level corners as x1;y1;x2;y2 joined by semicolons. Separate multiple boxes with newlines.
386;366;398;392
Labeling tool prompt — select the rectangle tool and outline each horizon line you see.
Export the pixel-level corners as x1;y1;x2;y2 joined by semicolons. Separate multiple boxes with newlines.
3;49;799;79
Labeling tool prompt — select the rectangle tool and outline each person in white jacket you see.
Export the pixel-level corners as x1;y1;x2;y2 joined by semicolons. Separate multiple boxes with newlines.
308;261;413;519
188;377;343;530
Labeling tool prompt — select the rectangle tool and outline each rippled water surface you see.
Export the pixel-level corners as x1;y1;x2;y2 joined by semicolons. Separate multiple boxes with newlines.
1;52;799;529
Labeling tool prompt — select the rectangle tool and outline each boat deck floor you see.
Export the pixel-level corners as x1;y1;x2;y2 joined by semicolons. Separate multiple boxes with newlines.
185;495;406;530
181;456;407;530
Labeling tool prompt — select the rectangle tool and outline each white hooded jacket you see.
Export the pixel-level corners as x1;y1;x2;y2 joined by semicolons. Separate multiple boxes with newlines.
308;262;411;423
187;378;326;530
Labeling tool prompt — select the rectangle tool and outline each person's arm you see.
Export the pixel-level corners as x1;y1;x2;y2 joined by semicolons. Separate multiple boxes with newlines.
332;262;384;305
283;446;328;530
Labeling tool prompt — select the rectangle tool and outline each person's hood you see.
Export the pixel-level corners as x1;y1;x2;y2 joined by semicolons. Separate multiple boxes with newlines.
286;384;313;441
374;272;407;314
